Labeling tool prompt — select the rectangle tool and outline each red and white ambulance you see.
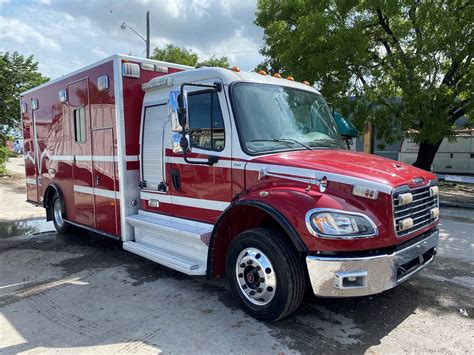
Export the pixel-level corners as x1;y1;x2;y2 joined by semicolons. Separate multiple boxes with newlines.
20;54;440;321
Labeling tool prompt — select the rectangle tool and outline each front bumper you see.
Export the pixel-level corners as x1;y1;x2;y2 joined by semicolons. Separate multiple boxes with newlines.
306;228;439;297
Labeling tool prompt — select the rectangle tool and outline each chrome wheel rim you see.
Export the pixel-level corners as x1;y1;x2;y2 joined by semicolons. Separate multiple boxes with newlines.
235;247;276;306
53;199;64;227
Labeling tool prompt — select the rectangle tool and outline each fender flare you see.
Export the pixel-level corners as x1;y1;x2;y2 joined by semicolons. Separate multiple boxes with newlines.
206;200;308;279
44;183;65;220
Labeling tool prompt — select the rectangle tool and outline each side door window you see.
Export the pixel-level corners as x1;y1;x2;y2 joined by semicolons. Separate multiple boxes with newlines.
187;91;225;151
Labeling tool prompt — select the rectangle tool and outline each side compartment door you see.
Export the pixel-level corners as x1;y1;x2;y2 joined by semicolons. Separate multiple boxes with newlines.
92;127;117;236
68;78;95;227
140;103;172;214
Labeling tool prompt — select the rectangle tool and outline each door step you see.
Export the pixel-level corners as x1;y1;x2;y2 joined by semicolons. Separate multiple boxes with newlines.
123;241;204;275
125;210;212;275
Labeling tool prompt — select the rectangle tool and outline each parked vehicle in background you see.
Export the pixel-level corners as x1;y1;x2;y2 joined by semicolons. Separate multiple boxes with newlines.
399;132;474;175
20;55;440;321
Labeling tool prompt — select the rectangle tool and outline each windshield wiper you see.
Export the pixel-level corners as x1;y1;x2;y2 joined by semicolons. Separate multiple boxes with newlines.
249;138;312;151
311;139;344;149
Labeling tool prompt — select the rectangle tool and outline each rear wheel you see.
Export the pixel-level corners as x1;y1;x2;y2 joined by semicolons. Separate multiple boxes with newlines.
226;228;305;322
51;193;68;234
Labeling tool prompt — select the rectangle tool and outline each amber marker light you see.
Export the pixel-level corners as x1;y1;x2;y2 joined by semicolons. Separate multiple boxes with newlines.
273;73;282;78
287;76;295;81
302;80;310;86
231;66;240;72
258;70;266;75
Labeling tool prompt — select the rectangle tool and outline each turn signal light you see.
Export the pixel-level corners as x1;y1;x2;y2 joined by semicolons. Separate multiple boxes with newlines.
352;185;379;200
258;70;266;75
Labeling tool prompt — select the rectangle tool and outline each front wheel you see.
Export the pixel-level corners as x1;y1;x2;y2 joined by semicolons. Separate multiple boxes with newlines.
226;228;305;322
51;193;69;234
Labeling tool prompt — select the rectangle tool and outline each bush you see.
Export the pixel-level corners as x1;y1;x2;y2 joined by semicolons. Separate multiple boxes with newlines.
0;144;8;175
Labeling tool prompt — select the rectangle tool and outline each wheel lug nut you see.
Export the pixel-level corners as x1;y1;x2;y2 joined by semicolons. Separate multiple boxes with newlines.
238;273;243;278
260;278;265;283
247;260;253;265
249;291;255;295
256;266;261;271
257;288;262;293
240;263;245;268
242;285;248;289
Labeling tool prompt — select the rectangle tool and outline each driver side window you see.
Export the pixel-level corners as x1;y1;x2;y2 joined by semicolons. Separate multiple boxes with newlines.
187;91;225;151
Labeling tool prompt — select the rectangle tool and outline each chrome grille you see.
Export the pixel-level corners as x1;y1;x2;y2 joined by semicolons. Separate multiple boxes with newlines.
393;184;439;237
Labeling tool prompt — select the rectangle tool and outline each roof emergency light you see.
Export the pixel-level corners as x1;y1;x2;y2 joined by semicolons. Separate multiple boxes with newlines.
122;62;140;78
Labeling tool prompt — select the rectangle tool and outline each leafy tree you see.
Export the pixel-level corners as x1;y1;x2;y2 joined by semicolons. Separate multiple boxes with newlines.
198;55;229;68
0;52;48;174
256;0;473;170
151;44;199;66
151;44;230;69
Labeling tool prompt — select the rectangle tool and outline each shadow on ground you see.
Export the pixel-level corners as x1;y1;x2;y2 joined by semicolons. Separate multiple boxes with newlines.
0;224;472;353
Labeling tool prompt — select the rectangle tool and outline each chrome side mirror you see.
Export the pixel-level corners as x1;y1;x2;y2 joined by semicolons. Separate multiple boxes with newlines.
171;132;190;154
169;91;187;132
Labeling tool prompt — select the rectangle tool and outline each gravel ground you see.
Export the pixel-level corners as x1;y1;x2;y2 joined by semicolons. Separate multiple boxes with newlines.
0;157;473;354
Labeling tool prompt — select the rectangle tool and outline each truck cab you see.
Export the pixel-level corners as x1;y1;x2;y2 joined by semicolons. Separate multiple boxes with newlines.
126;67;439;321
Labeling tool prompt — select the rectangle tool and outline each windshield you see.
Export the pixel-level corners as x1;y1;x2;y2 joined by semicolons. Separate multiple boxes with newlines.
232;83;345;154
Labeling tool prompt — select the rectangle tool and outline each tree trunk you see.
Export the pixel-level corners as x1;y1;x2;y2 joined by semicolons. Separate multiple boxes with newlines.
413;140;443;171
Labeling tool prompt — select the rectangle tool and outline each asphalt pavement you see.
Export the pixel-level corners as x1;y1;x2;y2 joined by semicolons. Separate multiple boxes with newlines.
0;208;472;354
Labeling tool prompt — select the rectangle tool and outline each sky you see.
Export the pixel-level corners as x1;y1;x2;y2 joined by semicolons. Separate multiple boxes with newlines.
0;0;265;79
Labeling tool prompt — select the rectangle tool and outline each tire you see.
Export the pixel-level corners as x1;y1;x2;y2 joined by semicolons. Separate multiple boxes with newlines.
226;228;305;322
51;193;69;234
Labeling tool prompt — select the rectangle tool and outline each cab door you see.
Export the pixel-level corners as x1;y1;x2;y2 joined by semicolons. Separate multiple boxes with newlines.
169;84;232;223
68;78;95;227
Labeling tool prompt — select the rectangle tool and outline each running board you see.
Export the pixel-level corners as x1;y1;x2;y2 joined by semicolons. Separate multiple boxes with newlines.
125;210;212;275
123;241;205;275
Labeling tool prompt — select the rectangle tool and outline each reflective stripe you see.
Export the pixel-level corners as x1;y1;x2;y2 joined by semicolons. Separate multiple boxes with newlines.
126;155;139;162
73;185;119;199
140;192;229;211
26;178;37;185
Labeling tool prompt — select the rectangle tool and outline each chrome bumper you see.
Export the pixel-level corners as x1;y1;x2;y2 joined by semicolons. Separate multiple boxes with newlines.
306;229;439;297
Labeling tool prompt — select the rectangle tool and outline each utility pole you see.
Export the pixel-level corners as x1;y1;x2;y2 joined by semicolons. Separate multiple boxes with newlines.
121;11;151;59
146;11;150;59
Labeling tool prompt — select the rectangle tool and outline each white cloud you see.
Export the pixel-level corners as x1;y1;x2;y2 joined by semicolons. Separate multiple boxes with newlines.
0;16;61;51
0;0;264;78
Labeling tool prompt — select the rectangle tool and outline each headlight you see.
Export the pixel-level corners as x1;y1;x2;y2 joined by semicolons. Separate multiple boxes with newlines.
305;209;378;239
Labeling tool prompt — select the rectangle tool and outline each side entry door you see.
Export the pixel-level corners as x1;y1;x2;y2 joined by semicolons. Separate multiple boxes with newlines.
68;78;95;227
169;85;232;223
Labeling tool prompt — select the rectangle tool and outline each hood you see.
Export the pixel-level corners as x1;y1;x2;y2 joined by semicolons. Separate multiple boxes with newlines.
250;149;436;189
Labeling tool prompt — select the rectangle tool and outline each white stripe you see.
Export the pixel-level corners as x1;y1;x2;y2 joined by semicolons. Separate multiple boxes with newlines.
140;192;229;211
165;156;233;169
49;155;74;161
26;178;37;185
126;155;139;162
73;185;119;199
245;162;394;194
140;191;171;203
92;156;117;162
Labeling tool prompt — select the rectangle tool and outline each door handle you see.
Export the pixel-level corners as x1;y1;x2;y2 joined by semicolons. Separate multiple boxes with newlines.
96;175;100;185
73;155;76;164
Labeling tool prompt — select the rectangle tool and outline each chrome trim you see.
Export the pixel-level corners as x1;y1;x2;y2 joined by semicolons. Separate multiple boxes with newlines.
306;228;439;297
258;167;322;186
391;180;439;237
305;208;379;239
